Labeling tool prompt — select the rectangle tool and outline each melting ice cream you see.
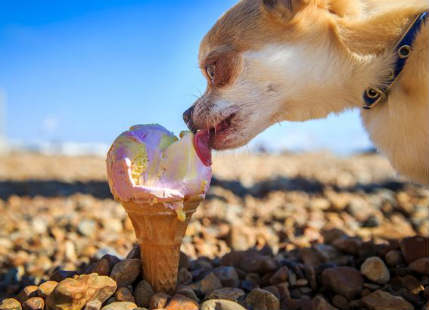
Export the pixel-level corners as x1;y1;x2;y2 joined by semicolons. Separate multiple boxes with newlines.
106;124;212;220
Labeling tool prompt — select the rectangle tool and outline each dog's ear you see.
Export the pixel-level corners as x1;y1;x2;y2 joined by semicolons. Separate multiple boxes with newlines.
261;0;308;20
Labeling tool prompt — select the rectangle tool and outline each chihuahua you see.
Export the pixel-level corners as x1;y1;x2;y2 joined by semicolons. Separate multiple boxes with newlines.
183;0;429;184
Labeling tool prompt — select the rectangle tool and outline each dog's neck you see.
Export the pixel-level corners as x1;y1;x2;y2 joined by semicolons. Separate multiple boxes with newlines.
334;6;428;108
334;5;429;183
337;9;422;56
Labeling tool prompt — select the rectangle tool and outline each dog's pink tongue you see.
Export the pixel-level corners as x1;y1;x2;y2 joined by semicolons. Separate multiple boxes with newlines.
193;130;212;166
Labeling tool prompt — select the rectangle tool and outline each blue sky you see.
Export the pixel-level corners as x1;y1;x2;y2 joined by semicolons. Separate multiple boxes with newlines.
0;0;372;153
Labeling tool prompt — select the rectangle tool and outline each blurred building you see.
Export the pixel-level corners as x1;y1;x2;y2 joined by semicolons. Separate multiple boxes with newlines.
0;91;8;153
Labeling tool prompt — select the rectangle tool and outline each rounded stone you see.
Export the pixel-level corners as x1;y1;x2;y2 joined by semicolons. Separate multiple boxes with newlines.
321;267;363;299
37;281;58;298
134;280;154;308
245;288;280;310
100;302;138;310
212;266;240;287
165;294;198;310
46;274;116;310
362;290;414;310
385;250;403;267
22;297;44;310
409;257;429;275
361;257;390;284
109;259;141;287
17;286;38;303
207;288;245;302
0;298;22;310
201;299;246;310
115;287;135;303
149;292;169;309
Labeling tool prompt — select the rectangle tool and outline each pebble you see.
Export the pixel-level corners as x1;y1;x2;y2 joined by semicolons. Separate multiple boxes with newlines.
17;286;38;303
385;250;403;266
312;296;338;310
149;292;169;309
407;278;424;295
0;299;22;310
408;257;429;275
229;225;256;251
304;264;317;290
296;279;308;286
22;298;44;310
360;257;390;284
84;300;102;310
178;268;193;285
400;236;429;264
239;253;262;273
263;286;280;299
332;295;348;309
212;266;240;287
88;256;112;276
78;219;97;237
37;281;58;298
46;273;116;310
115;287;135;303
245;288;280;310
179;251;190;269
362;290;414;310
125;245;140;260
321;267;363;299
3;154;429;310
176;286;199;302
240;279;258;292
100;302;138;310
191;272;222;296
201;299;246;310
165;294;198;310
134;280;154;308
276;282;290;300
49;270;79;282
207;288;245;302
332;237;362;255
110;259;141;287
269;266;288;285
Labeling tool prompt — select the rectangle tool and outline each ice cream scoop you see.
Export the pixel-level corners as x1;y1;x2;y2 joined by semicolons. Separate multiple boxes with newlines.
106;124;212;293
106;124;212;220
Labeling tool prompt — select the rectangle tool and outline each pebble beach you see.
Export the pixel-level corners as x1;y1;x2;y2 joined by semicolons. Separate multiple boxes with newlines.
0;151;428;310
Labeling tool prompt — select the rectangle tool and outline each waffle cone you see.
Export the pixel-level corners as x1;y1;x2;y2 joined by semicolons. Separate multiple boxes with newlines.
121;197;201;293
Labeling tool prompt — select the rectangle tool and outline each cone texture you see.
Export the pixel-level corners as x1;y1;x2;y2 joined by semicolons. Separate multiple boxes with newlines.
122;199;200;293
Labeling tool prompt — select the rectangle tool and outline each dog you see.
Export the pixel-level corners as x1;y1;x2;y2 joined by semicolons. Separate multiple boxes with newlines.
183;0;429;184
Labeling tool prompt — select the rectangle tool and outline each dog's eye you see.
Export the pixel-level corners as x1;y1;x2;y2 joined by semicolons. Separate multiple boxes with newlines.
206;63;216;82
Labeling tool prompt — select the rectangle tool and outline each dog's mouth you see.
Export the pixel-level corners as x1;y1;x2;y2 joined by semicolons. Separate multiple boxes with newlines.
208;113;236;141
193;113;237;156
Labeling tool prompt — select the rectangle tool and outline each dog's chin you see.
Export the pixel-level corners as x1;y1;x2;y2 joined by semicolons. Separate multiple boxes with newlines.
210;129;250;150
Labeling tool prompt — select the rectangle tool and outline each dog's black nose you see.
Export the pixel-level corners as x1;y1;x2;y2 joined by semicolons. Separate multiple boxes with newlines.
183;106;197;133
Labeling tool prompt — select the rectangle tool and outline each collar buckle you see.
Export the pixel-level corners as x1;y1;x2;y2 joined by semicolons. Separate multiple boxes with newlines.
362;11;428;110
363;87;387;110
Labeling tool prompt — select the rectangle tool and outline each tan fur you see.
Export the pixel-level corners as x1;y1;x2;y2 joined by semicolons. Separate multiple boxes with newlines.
188;0;429;184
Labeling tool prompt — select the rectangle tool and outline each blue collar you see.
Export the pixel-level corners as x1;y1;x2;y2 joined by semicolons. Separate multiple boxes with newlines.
363;11;428;110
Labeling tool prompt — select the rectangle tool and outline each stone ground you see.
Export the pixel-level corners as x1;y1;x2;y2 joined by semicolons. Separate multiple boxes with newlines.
0;151;428;310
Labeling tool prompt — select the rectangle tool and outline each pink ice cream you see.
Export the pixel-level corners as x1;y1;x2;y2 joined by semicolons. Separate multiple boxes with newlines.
106;124;212;208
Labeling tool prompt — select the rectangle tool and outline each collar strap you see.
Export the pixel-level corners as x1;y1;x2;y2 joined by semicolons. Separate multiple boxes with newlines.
363;11;428;110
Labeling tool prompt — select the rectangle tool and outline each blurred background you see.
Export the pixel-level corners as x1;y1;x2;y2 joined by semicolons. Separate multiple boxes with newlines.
0;0;373;156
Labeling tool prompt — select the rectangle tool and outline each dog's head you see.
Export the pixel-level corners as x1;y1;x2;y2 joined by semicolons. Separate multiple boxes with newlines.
184;0;363;149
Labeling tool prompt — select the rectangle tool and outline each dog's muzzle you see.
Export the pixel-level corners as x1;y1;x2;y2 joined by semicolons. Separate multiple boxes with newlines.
183;106;198;133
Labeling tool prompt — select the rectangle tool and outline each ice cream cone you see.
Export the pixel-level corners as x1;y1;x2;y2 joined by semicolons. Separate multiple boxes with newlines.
121;196;201;293
106;125;212;293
